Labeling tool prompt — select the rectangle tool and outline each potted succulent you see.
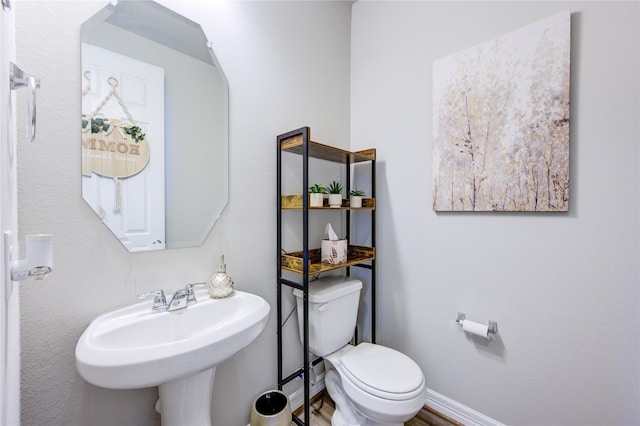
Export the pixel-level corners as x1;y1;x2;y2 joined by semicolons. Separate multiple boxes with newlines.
326;180;343;208
349;188;365;208
308;184;326;207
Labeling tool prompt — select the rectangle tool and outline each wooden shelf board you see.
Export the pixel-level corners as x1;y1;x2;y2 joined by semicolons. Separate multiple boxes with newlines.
281;246;375;274
281;194;375;210
280;134;375;164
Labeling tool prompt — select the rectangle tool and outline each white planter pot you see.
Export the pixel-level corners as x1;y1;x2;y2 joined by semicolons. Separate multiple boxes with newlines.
328;194;342;208
309;193;324;207
350;196;363;208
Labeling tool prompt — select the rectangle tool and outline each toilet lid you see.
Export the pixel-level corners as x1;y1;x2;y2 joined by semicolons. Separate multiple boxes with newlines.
340;343;425;400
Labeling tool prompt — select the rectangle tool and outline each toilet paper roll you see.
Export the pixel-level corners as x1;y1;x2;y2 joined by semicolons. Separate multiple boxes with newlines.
462;320;489;338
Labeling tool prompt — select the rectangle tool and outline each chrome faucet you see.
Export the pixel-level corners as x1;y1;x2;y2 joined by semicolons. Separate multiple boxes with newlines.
168;288;190;311
138;283;208;313
185;282;207;306
136;289;168;313
168;283;207;311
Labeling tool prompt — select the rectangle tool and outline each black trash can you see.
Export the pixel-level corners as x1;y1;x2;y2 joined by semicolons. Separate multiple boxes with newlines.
250;390;292;426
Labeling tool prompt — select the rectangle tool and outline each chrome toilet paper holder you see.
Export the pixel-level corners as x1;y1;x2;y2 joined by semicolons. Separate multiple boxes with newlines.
456;312;498;336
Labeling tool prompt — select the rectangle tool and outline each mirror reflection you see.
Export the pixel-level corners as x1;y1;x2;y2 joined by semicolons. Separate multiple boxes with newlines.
81;0;229;252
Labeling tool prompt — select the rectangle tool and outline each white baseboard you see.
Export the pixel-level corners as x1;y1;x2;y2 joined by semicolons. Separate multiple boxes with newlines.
287;372;326;411
426;388;505;426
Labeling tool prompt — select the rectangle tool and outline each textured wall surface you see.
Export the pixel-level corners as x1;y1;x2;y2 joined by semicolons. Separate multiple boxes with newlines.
351;1;639;425
16;1;351;425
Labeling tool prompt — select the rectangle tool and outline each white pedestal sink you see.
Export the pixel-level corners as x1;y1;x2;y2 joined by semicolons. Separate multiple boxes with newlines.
75;289;270;426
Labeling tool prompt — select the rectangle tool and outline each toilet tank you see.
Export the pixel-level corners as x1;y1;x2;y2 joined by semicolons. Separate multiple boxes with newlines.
293;276;362;357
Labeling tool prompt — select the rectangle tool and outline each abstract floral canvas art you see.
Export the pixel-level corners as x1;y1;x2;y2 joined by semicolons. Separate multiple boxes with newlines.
433;12;571;211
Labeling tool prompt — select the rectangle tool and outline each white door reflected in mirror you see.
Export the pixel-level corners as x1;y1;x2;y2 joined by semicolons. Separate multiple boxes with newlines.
80;0;229;252
82;44;166;251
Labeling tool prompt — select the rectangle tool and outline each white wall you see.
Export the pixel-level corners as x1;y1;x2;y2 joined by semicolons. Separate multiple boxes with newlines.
15;1;351;425
351;1;639;425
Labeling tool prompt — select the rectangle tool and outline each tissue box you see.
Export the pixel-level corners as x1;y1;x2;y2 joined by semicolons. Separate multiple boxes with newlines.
321;239;348;264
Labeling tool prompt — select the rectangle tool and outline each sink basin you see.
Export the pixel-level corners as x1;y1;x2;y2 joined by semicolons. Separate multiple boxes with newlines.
75;289;270;425
76;289;270;389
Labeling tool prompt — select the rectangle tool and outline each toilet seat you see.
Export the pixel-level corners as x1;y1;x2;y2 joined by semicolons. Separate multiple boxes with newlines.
338;343;425;401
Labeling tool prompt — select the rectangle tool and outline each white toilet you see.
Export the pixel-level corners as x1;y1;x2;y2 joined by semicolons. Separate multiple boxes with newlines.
293;276;427;426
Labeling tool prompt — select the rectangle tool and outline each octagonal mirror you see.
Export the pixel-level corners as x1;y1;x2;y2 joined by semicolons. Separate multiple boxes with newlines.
81;0;229;252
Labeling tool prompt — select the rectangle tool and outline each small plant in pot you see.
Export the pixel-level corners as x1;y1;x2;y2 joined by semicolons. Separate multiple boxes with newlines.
308;184;326;207
326;180;343;208
349;188;365;208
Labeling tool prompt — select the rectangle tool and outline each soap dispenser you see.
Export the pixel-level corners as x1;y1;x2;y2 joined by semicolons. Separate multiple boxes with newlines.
207;255;234;298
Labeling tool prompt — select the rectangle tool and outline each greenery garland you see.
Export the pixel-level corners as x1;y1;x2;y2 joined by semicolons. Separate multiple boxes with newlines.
81;116;145;143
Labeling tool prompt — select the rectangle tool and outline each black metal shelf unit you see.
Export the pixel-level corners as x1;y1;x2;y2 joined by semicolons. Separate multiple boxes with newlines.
276;126;376;425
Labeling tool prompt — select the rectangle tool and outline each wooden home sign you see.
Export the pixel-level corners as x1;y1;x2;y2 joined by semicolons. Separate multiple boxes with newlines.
81;118;149;178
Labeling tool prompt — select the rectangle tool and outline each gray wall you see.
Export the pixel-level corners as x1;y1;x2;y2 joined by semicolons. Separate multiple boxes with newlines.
351;1;639;425
16;1;351;425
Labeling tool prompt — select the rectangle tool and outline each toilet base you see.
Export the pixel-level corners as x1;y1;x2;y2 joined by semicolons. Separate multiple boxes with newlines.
331;408;359;426
326;369;406;426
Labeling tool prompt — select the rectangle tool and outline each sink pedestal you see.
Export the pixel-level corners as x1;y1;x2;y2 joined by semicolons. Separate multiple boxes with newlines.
157;368;216;426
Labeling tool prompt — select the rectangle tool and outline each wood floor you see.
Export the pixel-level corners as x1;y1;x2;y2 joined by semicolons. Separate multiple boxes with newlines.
293;391;462;426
